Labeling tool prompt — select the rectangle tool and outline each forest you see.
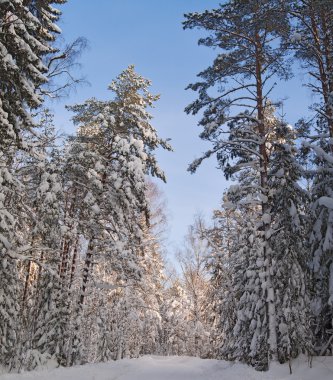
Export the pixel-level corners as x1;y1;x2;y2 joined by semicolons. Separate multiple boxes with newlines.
0;0;333;376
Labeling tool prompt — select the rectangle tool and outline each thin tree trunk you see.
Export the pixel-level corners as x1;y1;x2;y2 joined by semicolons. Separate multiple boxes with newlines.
22;261;32;304
69;236;79;288
36;251;44;291
59;239;70;279
79;238;94;306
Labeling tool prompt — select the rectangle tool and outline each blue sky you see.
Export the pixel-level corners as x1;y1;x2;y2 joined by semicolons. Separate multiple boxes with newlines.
50;0;313;255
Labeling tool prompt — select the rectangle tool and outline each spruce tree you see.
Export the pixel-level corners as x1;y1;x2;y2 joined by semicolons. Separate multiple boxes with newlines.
0;0;64;150
0;0;64;369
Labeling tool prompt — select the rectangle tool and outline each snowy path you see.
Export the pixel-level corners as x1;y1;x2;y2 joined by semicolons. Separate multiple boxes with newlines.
1;355;333;380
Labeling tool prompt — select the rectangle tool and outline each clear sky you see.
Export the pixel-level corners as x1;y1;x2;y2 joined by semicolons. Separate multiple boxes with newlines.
50;0;313;255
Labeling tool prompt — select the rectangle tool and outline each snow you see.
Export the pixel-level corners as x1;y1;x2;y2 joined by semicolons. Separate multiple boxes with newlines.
262;213;271;224
290;32;302;43
1;355;333;380
329;262;333;306
318;196;333;209
275;168;284;178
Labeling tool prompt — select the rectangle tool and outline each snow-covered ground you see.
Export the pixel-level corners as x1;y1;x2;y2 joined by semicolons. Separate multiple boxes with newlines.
1;355;333;380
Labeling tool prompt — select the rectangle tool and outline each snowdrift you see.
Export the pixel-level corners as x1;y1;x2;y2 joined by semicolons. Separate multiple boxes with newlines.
1;355;333;380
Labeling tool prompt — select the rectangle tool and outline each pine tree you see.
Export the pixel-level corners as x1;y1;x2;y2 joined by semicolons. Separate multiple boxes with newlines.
63;66;171;364
184;1;302;369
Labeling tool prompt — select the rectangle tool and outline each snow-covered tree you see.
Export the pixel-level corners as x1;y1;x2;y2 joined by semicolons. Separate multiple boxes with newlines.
288;0;333;354
63;66;171;364
184;1;316;365
0;0;64;150
204;206;242;358
267;123;312;363
176;219;212;358
183;0;312;369
0;256;20;368
160;279;190;356
138;182;168;356
0;0;65;370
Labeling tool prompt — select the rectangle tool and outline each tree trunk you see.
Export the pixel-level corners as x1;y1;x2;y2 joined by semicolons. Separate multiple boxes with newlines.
69;237;79;288
22;261;32;305
79;238;94;306
255;29;278;362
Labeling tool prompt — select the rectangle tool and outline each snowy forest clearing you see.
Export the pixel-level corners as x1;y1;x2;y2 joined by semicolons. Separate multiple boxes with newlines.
2;0;333;376
1;356;333;380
